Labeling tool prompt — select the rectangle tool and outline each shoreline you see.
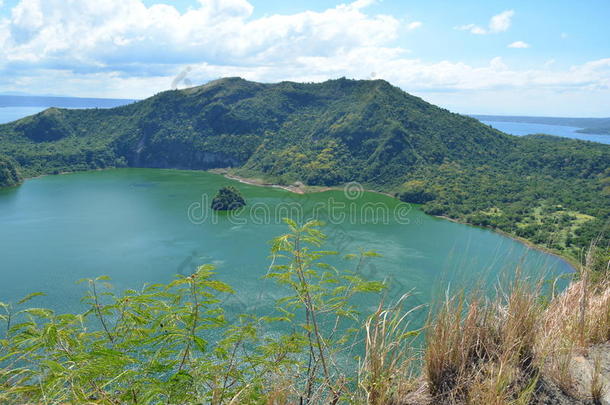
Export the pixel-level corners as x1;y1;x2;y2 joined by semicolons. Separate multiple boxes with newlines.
213;169;579;272
210;168;396;198
437;214;579;270
494;228;580;271
9;166;579;272
210;169;310;194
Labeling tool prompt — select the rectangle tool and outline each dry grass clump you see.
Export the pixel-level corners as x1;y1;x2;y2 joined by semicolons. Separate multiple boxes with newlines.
353;245;610;404
538;278;610;351
424;296;494;401
358;295;423;405
423;278;545;404
420;247;610;405
535;243;609;397
536;274;610;395
590;354;606;404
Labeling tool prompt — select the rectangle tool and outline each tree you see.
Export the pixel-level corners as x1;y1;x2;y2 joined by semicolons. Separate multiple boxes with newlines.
211;186;246;211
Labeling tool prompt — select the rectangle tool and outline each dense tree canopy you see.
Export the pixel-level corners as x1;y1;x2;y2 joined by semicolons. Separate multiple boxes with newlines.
0;154;21;188
211;186;246;211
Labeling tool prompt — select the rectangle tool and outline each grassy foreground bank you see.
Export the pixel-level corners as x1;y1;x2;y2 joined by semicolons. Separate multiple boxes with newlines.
1;221;608;404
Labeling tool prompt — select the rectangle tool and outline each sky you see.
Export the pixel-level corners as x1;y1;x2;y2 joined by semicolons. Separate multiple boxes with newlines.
0;0;609;116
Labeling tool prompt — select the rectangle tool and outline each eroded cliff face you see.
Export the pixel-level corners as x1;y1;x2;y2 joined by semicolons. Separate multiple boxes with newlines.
136;151;241;170
128;143;242;170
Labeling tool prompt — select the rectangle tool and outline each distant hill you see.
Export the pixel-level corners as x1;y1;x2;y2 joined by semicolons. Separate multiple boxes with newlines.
0;78;516;182
0;77;608;258
579;126;610;135
472;114;610;135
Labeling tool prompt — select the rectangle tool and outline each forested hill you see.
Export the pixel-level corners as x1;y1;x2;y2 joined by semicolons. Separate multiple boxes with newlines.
0;154;21;188
0;77;515;181
0;77;608;259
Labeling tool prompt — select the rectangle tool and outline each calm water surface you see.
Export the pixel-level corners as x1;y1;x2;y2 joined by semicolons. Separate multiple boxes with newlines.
0;107;47;124
0;169;572;322
482;120;610;144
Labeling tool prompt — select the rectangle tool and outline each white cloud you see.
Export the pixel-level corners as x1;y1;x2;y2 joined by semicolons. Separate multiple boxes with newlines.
489;56;507;70
456;10;514;35
508;40;529;49
489;10;514;33
543;59;556;68
455;23;486;35
0;1;608;115
406;21;422;30
349;0;376;10
0;0;398;68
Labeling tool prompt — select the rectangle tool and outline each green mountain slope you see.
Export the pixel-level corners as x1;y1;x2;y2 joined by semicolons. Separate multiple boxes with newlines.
0;77;608;258
0;78;514;180
0;154;22;188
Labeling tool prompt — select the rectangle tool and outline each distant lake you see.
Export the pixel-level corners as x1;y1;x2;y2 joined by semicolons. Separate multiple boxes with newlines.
0;95;136;124
0;169;572;328
481;120;610;144
0;107;47;124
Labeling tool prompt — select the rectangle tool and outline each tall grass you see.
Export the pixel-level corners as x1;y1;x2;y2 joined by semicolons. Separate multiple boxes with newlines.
422;276;543;404
418;248;610;405
358;294;423;405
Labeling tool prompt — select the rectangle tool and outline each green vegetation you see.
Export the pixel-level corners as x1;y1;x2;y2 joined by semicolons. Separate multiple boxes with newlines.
0;77;607;260
211;186;246;211
0;221;388;404
396;136;610;259
0;154;21;187
1;222;608;404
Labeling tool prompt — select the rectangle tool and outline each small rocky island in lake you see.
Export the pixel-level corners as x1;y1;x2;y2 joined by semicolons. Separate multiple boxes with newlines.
211;186;246;211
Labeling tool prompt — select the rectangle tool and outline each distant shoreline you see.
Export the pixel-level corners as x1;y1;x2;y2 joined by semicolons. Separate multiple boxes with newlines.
211;168;579;272
11;166;579;273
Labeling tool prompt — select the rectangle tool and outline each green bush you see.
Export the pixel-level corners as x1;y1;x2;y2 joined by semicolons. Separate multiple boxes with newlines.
0;221;388;404
211;186;246;211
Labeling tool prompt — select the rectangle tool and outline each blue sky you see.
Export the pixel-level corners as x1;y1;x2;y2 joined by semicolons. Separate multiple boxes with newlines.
0;0;608;116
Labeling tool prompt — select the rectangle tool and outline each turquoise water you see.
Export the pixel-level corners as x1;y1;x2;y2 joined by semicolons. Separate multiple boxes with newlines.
482;120;610;144
0;169;573;324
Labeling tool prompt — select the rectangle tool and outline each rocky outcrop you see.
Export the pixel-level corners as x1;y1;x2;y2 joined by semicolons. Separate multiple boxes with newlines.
562;343;610;404
516;344;610;405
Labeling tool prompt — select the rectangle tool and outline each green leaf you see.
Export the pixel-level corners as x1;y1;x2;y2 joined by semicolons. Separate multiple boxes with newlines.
23;307;54;318
17;292;46;305
193;335;208;353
